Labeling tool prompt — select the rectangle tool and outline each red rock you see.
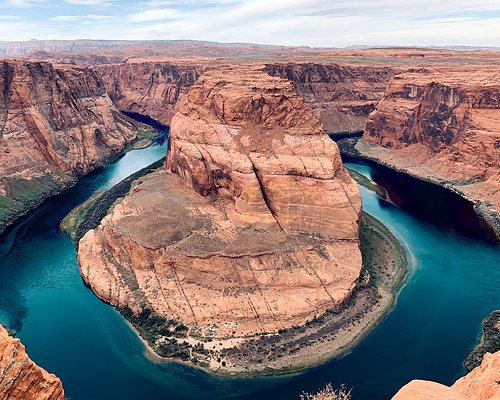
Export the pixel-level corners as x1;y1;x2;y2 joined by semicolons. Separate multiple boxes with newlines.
0;325;64;400
0;59;139;234
392;351;500;400
94;61;200;125
360;69;500;237
265;63;396;133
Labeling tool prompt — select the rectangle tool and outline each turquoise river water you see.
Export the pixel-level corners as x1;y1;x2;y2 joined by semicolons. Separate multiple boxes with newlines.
0;139;498;400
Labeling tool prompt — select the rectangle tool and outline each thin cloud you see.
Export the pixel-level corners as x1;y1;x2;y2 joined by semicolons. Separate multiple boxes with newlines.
127;8;180;22
51;14;110;21
0;0;499;47
4;0;43;7
64;0;114;6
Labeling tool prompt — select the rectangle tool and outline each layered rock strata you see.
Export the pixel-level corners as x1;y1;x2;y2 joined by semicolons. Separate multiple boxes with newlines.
94;62;200;125
95;61;396;134
265;63;396;134
0;325;64;400
360;70;500;237
392;351;500;400
0;59;140;235
77;66;362;371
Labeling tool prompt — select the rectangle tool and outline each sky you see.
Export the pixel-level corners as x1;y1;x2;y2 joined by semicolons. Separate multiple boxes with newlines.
0;0;499;47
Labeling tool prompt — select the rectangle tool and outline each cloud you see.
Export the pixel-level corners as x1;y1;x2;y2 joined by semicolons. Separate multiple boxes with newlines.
127;7;179;22
1;0;499;47
51;14;110;22
4;0;42;7
63;0;114;6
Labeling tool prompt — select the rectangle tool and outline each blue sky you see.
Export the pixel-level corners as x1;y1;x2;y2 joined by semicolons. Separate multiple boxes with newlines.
0;0;499;47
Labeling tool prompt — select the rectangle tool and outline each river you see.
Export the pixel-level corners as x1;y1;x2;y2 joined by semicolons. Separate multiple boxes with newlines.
0;139;498;400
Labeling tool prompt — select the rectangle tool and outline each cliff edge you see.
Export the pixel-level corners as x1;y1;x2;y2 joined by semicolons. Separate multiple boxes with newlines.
359;69;500;238
0;326;64;400
0;59;140;235
392;351;500;400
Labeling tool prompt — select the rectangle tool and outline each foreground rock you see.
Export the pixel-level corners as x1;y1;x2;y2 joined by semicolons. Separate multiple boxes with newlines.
77;66;366;373
0;326;64;400
392;351;500;400
0;59;141;235
265;63;396;134
360;69;500;238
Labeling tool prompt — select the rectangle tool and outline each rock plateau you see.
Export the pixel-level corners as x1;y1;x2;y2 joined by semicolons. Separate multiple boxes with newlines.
0;325;64;400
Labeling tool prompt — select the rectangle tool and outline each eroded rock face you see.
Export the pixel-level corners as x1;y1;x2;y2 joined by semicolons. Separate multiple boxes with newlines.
265;63;396;133
0;59;139;234
0;325;64;400
167;66;361;239
392;351;500;400
94;62;200;125
360;70;500;237
95;61;395;134
78;66;362;357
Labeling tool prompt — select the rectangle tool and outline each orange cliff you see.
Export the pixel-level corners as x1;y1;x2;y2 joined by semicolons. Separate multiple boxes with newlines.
264;63;396;134
93;60;396;134
357;69;500;237
77;65;362;373
392;351;500;400
0;325;64;400
93;61;201;125
0;59;141;234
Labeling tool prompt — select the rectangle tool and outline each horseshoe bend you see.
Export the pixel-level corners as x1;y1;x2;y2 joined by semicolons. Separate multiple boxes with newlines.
0;37;498;400
75;66;405;374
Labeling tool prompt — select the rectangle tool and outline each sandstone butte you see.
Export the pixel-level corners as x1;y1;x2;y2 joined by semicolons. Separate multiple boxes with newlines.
0;59;141;235
77;65;362;370
0;325;64;400
359;69;500;238
392;351;500;400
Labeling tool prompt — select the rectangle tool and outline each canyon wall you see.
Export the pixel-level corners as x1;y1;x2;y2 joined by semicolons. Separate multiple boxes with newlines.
264;63;396;133
94;61;396;134
94;62;201;125
0;59;140;234
359;70;500;237
77;66;362;372
392;351;500;400
0;325;64;400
